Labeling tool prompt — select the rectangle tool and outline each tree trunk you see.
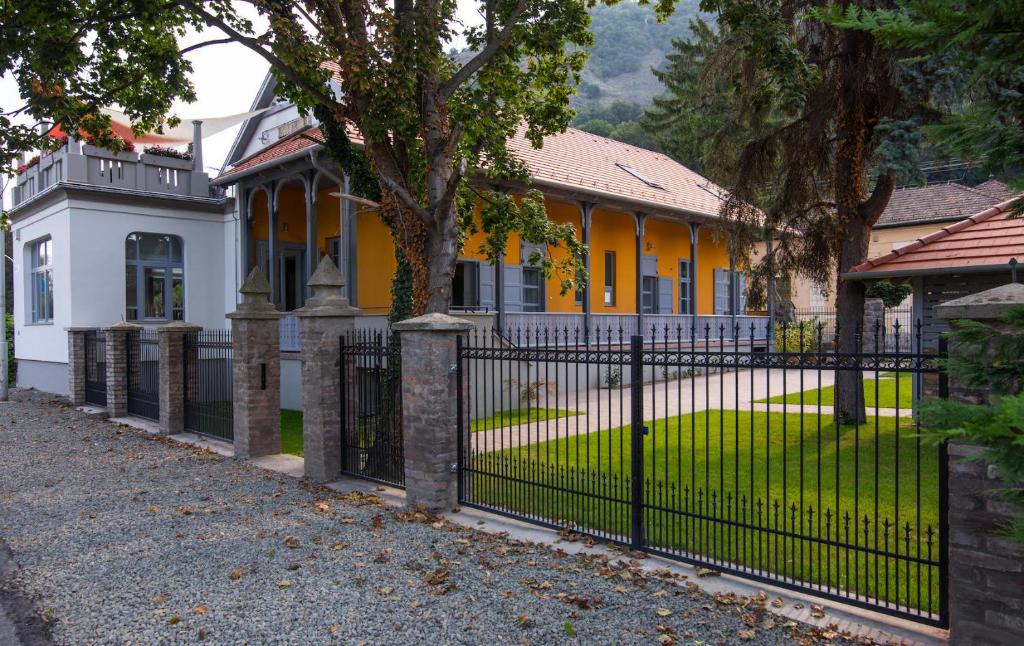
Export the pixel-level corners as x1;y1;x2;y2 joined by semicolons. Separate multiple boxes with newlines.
833;220;870;424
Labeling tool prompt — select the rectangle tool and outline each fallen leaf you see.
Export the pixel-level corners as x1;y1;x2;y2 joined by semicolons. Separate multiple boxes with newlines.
328;624;341;634
229;568;244;581
810;604;826;618
517;613;531;627
168;614;181;625
283;536;300;549
738;629;756;641
193;606;207;615
278;579;292;589
564;622;576;637
656;608;673;617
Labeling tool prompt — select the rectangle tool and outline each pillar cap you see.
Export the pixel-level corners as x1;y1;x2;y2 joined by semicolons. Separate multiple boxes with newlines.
102;321;142;332
935;282;1024;321
294;256;363;318
228;267;283;320
392;312;473;332
157;321;202;333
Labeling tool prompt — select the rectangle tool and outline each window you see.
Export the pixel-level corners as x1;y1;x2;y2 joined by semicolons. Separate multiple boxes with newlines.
451;260;480;309
523;267;545;312
327;236;341;270
29;237;54;323
714;269;732;315
125;233;184;321
641;275;659;314
603;251;616;306
679;260;692;315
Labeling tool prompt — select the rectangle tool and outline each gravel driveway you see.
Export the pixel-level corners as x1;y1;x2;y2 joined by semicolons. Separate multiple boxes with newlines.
0;390;853;645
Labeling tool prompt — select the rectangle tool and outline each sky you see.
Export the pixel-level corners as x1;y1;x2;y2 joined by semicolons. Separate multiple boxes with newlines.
1;1;483;202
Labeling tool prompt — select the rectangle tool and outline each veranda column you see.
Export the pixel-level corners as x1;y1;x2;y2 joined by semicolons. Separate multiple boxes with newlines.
305;173;318;297
634;212;647;333
104;322;139;418
689;223;700;335
227;267;283;459
66;328;93;405
579;202;594;341
393;313;472;512
157;321;200;435
294;257;362;483
268;181;279;308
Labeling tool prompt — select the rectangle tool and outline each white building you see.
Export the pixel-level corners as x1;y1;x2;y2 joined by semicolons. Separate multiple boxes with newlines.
8;131;236;394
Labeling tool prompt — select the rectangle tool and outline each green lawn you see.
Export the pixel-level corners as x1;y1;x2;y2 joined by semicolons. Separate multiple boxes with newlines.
756;372;915;409
468;409;940;613
281;409;303;456
471;408;577;433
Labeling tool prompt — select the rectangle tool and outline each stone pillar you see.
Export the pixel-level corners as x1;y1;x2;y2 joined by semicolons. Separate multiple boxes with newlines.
393;313;472;512
935;282;1024;644
862;296;885;353
66;327;93;405
227;268;283;460
294;257;362;483
157;322;200;435
103;322;139;418
946;443;1024;644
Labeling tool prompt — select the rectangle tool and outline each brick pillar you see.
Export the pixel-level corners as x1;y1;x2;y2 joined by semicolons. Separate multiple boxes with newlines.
157;321;200;435
393;313;472;512
66;327;93;405
935;282;1024;644
295;257;362;483
946;444;1024;644
104;322;139;418
227;267;282;460
862;296;885;353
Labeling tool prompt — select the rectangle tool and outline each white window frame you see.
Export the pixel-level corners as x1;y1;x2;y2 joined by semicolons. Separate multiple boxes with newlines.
29;237;54;324
679;259;692;315
522;266;545;312
603;251;616;307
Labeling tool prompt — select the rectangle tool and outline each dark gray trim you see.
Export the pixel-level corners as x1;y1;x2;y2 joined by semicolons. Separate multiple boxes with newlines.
8;181;227;219
634;212;647;329
843;263;1018;280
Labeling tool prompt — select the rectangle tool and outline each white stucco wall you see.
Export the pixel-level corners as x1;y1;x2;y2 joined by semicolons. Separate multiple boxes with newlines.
11;189;236;393
237;104;305;160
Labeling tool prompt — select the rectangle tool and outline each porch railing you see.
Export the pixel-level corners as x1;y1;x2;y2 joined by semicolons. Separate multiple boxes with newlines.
503;312;771;343
280;313;300;352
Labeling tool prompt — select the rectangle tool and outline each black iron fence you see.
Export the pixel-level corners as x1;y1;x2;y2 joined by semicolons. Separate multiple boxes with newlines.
790;306;915;352
183;329;233;441
457;320;947;627
127;330;160;420
84;330;107;407
340;330;404;488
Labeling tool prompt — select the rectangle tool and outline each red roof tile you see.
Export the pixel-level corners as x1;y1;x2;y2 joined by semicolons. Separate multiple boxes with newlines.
217;124;728;219
876;181;1019;227
849;198;1024;277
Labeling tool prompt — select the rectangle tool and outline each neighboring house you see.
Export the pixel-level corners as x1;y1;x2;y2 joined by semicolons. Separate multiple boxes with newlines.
8;130;234;394
214;72;766;341
789;179;1019;310
846;197;1023;350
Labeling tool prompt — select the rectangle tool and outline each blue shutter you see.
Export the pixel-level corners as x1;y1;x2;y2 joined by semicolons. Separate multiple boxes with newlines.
504;264;523;312
657;277;673;314
737;273;747;314
714;268;728;314
479;262;495;310
641;254;658;277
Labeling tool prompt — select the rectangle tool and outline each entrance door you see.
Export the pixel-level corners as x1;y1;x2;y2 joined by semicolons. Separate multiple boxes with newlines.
278;248;305;311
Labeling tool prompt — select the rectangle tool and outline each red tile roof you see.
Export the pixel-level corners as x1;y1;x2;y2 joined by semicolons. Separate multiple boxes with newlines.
849;198;1024;277
217;123;728;219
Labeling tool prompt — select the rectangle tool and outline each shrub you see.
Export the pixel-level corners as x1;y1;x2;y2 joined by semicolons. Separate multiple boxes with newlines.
603;366;621;388
4;313;14;385
919;305;1024;542
773;317;824;353
866;280;913;309
143;145;192;161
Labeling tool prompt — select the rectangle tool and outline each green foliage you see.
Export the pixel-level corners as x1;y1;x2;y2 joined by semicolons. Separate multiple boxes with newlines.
641;18;731;177
773;317;823;353
818;0;1024;195
585;1;701;80
865;280;913;309
919;305;1024;542
4;313;13;385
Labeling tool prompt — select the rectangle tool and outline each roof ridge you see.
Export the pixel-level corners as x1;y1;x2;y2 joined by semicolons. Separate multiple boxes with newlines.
851;198;1017;273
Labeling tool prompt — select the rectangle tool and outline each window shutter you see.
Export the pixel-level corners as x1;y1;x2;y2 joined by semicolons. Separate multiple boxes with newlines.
520;242;547;268
479;262;496;310
737;274;747;314
657;277;674;314
503;264;524;312
641;254;658;277
714;268;728;314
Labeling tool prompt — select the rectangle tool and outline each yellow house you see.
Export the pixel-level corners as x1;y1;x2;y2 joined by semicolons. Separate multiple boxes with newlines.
215;92;768;344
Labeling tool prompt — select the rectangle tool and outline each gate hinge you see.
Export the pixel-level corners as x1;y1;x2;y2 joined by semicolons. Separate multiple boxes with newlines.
448;463;458;473
448;363;458;375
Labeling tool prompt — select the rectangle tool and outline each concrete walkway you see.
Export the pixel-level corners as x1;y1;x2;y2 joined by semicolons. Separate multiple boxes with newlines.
470;369;911;452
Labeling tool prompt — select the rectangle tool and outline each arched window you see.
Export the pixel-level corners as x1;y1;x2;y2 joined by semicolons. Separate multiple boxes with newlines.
125;233;184;321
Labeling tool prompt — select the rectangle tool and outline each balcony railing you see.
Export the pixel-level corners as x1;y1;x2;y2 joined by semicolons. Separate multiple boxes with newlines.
12;141;212;208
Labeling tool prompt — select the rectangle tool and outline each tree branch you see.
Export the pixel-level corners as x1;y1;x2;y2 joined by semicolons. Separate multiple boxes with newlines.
439;0;528;99
858;172;895;224
179;37;235;55
378;173;431;221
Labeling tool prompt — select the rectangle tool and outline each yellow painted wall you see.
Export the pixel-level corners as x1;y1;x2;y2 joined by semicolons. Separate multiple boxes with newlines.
252;189;740;316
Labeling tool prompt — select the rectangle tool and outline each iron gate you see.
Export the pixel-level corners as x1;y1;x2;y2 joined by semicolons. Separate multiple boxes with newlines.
127;330;160;420
458;321;948;627
340;330;404;488
84;330;107;407
183;329;233;441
